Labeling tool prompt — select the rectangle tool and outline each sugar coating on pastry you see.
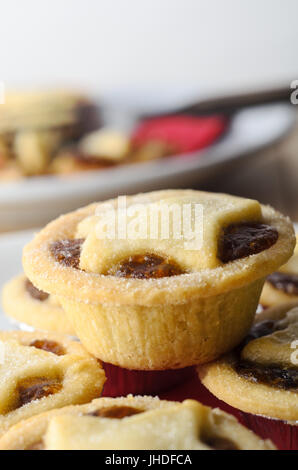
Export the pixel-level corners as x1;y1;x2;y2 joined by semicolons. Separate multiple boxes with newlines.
44;399;274;450
198;303;298;421
76;192;262;273
0;395;172;450
0;330;105;437
0;395;271;451
1;274;75;335
23;190;295;306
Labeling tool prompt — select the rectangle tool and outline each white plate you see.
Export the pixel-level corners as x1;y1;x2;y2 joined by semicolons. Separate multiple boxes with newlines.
0;102;295;233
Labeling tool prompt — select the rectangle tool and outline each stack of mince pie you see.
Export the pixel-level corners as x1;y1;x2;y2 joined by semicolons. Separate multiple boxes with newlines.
0;189;296;450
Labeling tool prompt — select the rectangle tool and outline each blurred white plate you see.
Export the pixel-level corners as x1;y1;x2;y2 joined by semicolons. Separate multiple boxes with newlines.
0;102;295;231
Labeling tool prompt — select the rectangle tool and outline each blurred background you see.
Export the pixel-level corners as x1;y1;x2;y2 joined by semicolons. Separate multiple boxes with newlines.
0;0;297;232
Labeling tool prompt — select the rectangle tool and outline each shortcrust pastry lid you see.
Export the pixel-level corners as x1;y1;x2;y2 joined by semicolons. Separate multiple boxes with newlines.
198;302;298;421
44;399;274;450
77;192;263;273
0;395;273;450
0;395;174;450
0;330;105;436
23;190;295;306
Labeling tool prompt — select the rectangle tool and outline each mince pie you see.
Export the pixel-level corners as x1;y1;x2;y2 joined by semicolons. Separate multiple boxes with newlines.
1;274;75;335
0;395;172;450
198;303;298;449
23;190;295;370
0;90;99;180
0;396;274;450
0;330;105;437
261;235;298;307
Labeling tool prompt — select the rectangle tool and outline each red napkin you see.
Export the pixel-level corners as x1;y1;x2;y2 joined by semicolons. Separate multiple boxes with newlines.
132;115;227;155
